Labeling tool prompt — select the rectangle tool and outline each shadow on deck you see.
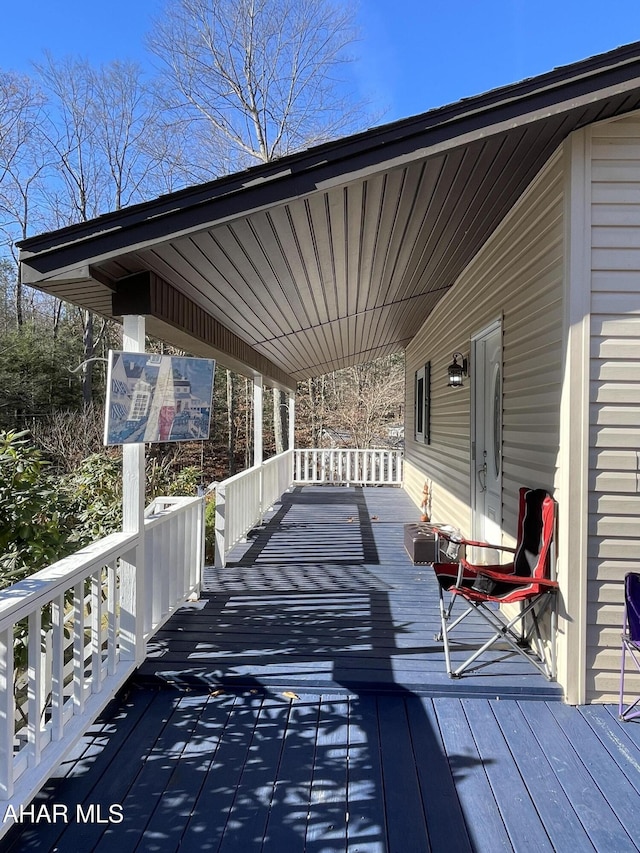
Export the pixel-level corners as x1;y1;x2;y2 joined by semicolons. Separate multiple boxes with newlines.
5;486;640;852
140;485;563;700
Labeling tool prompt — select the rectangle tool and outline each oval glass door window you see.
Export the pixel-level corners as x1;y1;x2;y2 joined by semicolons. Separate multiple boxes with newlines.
492;365;502;478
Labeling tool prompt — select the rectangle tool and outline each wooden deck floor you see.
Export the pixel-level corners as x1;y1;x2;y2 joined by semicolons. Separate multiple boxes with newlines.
5;486;640;852
139;485;563;700
5;689;640;852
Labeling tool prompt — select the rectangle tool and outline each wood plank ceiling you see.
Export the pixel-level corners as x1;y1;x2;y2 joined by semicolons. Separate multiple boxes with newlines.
19;44;640;386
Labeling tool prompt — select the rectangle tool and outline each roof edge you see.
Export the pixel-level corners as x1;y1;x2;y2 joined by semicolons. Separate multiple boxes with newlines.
18;39;640;263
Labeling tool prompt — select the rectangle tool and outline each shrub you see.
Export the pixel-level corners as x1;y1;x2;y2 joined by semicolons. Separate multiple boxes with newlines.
63;452;123;544
0;430;74;589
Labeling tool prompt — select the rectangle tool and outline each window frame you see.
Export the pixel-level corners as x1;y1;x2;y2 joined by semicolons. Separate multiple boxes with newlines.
414;361;431;444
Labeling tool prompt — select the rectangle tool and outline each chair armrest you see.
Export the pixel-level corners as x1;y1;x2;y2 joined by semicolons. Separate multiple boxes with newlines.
475;569;558;588
451;559;515;588
460;539;517;553
461;559;514;574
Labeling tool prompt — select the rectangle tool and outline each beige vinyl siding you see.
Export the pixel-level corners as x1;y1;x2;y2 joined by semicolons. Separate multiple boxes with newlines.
405;152;564;544
587;113;640;703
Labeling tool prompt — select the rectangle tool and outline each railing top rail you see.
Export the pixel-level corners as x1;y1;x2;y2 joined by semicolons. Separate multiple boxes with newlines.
144;495;203;527
217;448;293;490
262;449;293;468
0;530;137;629
294;447;403;453
216;461;262;490
145;495;201;514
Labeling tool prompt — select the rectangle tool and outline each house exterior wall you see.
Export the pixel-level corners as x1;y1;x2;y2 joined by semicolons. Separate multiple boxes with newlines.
404;150;567;686
405;151;565;531
405;113;640;705
584;113;640;703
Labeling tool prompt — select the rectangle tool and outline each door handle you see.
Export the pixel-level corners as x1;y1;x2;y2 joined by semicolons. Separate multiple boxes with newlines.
478;454;487;492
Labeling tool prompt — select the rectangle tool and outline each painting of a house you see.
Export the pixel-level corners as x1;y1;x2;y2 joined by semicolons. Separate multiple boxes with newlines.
17;41;640;709
105;352;215;444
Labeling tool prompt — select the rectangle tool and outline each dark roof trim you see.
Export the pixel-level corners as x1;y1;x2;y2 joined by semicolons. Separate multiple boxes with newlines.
19;40;640;279
115;271;296;391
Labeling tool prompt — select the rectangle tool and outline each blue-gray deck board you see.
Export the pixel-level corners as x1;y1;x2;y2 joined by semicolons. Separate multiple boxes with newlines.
6;690;640;853
5;485;640;852
137;485;563;700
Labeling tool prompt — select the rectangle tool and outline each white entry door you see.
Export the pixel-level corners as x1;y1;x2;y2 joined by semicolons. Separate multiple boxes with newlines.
472;321;503;552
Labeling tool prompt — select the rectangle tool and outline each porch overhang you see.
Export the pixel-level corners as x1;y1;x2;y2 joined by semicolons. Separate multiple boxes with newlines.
18;41;640;383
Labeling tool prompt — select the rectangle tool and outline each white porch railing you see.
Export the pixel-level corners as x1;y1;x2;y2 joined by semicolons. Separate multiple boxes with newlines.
214;449;294;568
214;447;404;568
0;495;203;832
143;496;203;638
294;448;403;486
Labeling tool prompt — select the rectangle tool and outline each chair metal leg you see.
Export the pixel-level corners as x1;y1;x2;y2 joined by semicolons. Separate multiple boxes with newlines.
437;586;453;676
450;593;557;680
619;640;640;721
435;587;478;679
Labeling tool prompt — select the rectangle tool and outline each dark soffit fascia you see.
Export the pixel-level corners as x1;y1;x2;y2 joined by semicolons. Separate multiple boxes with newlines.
18;39;640;278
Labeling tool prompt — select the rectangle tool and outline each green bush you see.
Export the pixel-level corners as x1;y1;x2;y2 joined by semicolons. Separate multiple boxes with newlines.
0;430;74;589
1;434;213;698
1;433;212;584
166;465;201;497
63;452;123;544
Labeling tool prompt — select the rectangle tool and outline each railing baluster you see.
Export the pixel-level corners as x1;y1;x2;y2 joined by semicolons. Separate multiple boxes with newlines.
27;610;42;766
0;626;14;798
51;594;65;741
107;560;118;677
143;527;153;636
91;569;103;693
178;509;187;600
193;501;202;596
170;514;178;604
73;582;85;715
214;483;227;568
42;621;52;729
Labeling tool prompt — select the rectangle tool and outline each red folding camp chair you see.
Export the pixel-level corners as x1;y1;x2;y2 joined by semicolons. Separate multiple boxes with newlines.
433;487;558;679
619;572;640;721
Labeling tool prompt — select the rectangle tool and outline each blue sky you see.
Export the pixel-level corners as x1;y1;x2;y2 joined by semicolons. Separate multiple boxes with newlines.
2;0;640;123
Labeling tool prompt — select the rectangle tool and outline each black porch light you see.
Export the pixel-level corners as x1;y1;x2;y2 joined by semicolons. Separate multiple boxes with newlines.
447;352;468;388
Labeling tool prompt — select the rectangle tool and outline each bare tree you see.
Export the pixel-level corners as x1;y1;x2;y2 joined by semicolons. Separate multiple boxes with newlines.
34;55;175;403
36;54;173;220
30;402;105;472
295;375;326;447
305;355;405;449
149;0;366;171
89;61;181;210
0;71;50;326
151;0;370;450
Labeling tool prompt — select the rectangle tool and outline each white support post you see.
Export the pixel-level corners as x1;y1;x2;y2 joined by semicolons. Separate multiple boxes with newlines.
120;315;146;663
254;376;264;522
288;391;295;451
559;132;591;705
253;376;263;467
288;391;295;487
